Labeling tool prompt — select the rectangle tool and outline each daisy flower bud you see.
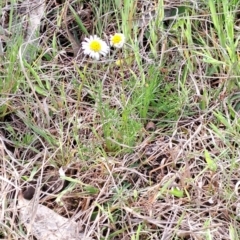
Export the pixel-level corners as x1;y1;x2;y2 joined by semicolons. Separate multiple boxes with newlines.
82;35;109;60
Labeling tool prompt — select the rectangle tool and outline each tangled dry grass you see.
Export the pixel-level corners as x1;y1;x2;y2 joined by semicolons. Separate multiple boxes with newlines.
1;0;240;239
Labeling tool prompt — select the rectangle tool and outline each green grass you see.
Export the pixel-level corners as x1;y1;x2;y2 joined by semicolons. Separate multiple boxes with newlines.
1;0;240;239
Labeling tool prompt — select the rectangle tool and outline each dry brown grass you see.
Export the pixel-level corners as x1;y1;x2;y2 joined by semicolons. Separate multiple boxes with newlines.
1;0;240;239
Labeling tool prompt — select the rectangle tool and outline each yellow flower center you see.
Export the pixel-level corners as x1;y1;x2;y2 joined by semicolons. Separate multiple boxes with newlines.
112;35;122;44
89;40;101;52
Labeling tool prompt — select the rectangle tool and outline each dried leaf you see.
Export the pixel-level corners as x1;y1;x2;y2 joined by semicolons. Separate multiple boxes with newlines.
145;121;156;131
18;193;82;240
22;0;45;62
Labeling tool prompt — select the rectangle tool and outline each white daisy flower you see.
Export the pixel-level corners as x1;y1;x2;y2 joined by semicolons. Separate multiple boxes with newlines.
82;35;109;60
110;33;125;48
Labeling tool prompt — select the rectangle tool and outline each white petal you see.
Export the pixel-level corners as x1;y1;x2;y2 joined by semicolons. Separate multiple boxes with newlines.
92;52;100;60
59;167;65;177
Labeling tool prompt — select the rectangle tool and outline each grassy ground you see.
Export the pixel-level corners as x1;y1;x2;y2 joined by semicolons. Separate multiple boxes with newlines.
1;0;240;239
